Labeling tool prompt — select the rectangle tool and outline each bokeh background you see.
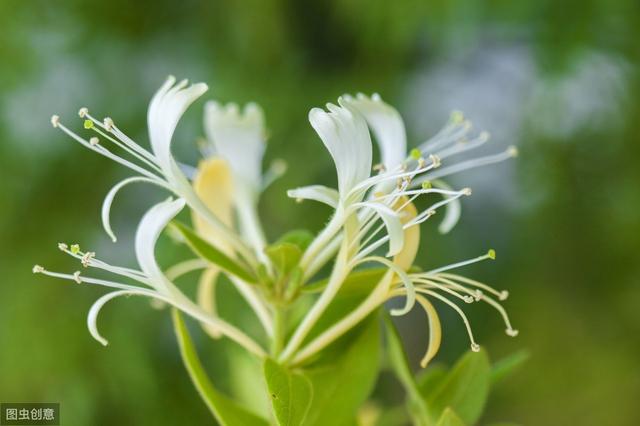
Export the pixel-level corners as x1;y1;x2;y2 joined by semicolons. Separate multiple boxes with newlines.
1;0;639;425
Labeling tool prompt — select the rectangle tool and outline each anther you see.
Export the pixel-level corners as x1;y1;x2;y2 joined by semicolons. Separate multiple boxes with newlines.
499;290;509;300
89;137;99;146
487;249;496;260
58;243;68;251
81;251;95;267
421;181;432;190
32;265;44;274
73;271;82;284
78;107;89;118
462;188;472;196
479;131;490;142
506;328;519;337
463;295;474;303
451;110;464;123
429;154;441;168
50;115;60;128
507;146;518;157
296;198;303;204
70;244;80;254
417;157;426;168
474;290;483;301
103;117;114;131
471;343;481;352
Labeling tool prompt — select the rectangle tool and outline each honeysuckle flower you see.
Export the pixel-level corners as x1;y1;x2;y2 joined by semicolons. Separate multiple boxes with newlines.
280;94;517;365
202;101;285;262
38;74;517;387
33;198;266;357
50;76;258;269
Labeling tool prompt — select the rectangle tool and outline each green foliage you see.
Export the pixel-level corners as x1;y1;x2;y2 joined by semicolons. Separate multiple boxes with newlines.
491;350;530;385
263;358;313;425
302;316;381;425
435;408;467;426
171;221;257;283
171;309;269;426
422;349;491;425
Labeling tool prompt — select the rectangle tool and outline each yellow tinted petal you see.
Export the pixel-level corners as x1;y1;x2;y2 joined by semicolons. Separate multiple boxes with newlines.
393;198;419;271
192;158;235;254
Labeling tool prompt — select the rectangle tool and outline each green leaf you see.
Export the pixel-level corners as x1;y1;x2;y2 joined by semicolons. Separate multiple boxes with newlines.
263;358;313;425
171;309;268;426
265;242;303;277
382;314;430;425
416;364;448;396
424;349;491;425
302;268;386;294
275;229;314;250
171;221;257;283
302;315;381;425
491;350;529;384
435;408;467;426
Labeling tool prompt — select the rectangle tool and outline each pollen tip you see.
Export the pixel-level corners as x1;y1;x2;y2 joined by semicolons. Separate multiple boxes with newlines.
451;110;464;123
32;264;44;274
429;154;441;168
474;289;483;301
410;148;421;160
471;343;481;352
57;242;68;251
421;181;432;190
89;137;99;146
463;187;472;196
70;244;81;254
73;271;83;284
78;107;89;118
463;295;474;303
487;249;496;259
506;328;519;337
507;145;519;157
296;198;303;204
103;117;114;131
499;290;509;300
427;209;436;217
50;115;60;128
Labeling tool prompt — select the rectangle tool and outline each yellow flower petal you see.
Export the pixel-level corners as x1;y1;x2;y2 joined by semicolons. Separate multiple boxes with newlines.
192;157;235;255
392;198;419;271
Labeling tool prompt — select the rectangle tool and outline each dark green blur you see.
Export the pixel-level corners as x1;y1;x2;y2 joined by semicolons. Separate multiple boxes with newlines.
1;1;638;425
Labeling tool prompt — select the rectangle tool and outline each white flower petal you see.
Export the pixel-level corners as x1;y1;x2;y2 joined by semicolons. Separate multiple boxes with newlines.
204;101;266;198
432;179;461;234
357;201;405;256
102;176;168;243
88;289;160;346
309;100;372;197
135;198;186;282
343;93;407;170
287;185;340;208
147;76;208;174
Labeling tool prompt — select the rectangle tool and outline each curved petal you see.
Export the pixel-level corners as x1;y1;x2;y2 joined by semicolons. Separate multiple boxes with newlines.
203;101;265;198
392;198;420;271
135;198;186;284
356;201;405;257
102;176;168;243
309;99;372;197
415;294;442;368
147;76;208;174
343;93;406;170
287;185;339;208
431;179;461;234
88;289;159;346
192;158;235;255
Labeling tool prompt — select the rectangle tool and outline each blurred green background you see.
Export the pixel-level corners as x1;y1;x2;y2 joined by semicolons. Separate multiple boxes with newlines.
1;0;639;425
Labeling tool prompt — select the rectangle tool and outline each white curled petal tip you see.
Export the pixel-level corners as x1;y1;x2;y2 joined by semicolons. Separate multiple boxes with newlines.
287;185;339;208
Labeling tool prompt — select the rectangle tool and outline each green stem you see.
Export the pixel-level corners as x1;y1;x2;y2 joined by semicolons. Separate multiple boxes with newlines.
271;306;286;357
